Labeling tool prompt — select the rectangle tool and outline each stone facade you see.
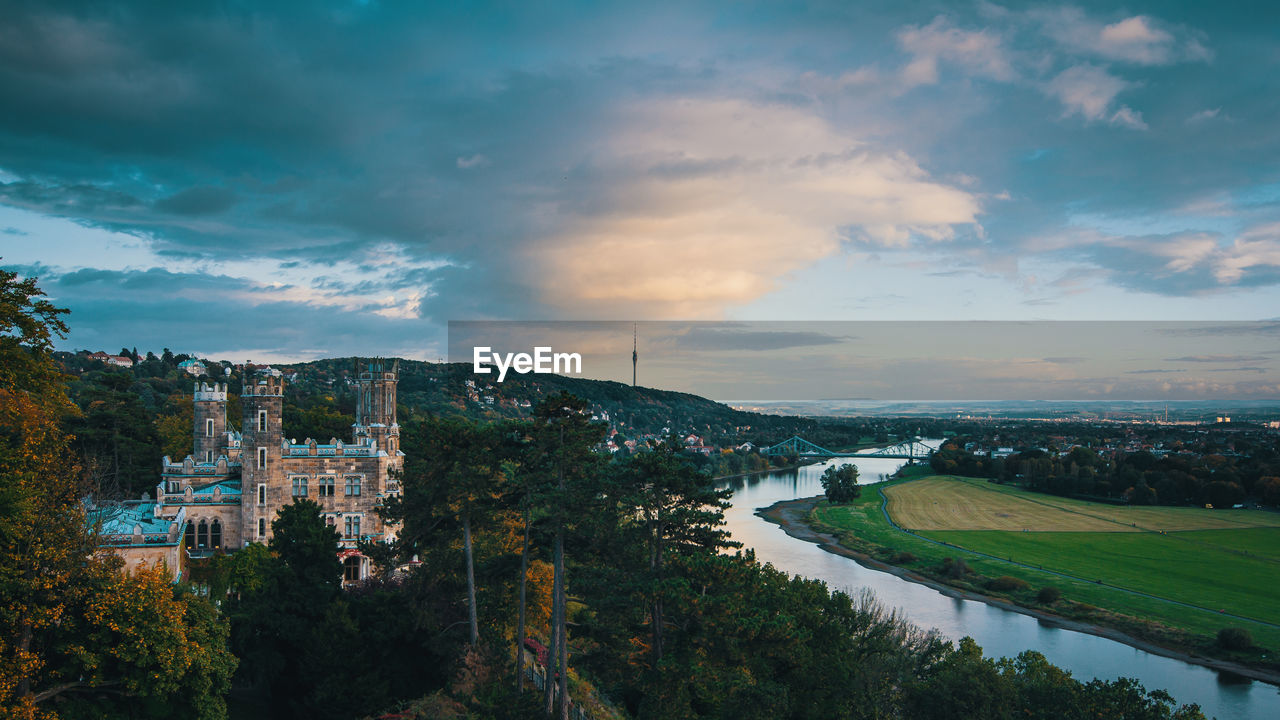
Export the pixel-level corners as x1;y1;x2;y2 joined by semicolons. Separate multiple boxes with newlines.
134;360;404;582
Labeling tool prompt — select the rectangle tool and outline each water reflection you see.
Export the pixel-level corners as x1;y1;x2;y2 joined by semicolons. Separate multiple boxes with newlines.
721;456;1277;720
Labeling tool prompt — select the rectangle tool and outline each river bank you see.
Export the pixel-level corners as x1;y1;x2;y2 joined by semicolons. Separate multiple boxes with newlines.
713;460;819;481
758;495;1280;687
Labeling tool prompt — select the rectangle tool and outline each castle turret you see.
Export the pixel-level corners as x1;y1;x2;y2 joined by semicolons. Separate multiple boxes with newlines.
193;382;227;463
240;370;283;545
353;358;399;455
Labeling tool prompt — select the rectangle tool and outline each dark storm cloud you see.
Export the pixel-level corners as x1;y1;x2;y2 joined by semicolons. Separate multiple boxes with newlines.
154;186;236;216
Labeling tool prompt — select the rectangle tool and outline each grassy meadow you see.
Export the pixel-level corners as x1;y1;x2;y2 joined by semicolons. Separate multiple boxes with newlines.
808;475;1280;663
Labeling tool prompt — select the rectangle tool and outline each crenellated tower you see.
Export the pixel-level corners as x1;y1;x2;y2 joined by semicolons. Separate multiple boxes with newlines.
240;371;284;544
353;358;400;455
193;382;227;463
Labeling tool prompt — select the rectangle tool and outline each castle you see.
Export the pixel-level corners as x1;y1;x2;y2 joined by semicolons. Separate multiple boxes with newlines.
97;360;404;584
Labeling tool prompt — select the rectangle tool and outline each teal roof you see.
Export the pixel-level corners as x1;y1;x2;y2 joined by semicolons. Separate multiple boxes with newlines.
91;501;181;544
191;478;241;496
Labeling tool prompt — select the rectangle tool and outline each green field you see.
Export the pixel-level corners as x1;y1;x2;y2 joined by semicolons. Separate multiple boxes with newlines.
809;475;1280;660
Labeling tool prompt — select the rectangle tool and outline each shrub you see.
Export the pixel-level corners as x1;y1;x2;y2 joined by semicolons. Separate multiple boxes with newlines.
939;557;970;579
987;576;1029;592
892;551;917;564
1037;586;1062;604
1217;627;1254;651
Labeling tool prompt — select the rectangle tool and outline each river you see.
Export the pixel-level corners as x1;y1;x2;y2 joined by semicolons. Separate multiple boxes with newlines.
720;453;1279;720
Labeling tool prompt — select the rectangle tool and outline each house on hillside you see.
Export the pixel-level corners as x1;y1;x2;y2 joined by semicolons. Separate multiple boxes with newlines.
178;359;206;376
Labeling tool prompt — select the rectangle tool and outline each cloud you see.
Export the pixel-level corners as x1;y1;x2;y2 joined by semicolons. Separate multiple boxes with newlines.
529;98;982;316
1186;108;1220;124
15;264;440;359
897;16;1014;88
1044;65;1145;129
456;154;490;169
1037;10;1211;66
1027;221;1280;295
671;326;851;352
154;186;235;216
1165;354;1268;363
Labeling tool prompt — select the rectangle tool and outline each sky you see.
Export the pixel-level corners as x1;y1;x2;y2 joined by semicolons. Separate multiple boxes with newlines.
1;1;1279;398
448;321;1280;401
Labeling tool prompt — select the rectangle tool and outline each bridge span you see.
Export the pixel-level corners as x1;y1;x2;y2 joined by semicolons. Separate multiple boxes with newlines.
762;436;934;463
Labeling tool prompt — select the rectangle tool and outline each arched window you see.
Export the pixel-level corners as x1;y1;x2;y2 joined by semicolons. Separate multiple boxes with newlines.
197;519;208;548
184;521;195;550
210;519;222;549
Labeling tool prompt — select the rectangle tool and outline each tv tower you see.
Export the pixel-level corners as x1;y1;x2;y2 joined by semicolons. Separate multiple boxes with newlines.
632;323;638;388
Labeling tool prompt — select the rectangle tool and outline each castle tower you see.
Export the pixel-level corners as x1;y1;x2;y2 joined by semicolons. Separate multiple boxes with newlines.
354;358;400;455
193;382;227;463
240;370;284;545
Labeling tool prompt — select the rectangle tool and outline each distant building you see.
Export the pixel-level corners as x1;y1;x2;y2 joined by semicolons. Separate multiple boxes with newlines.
88;350;134;368
178;359;206;376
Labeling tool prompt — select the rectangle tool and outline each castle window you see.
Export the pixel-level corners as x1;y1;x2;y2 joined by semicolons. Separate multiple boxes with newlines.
210;519;222;549
257;484;266;505
344;515;361;538
197;519;208;549
345;475;362;496
205;450;213;463
258;518;266;539
292;476;308;497
167;480;181;494
205;418;214;437
184;521;195;549
257;447;267;469
318;476;335;497
257;410;267;432
344;555;362;583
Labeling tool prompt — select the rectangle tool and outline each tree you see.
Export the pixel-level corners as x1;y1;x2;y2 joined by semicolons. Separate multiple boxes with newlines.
155;392;195;461
615;438;737;668
820;463;861;503
231;499;342;719
530;393;606;719
67;370;163;497
0;268;235;719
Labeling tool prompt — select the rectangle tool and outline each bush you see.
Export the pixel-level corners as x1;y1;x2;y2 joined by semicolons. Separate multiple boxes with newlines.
1037;586;1062;604
1217;627;1254;651
939;557;970;579
892;551;917;564
987;576;1029;592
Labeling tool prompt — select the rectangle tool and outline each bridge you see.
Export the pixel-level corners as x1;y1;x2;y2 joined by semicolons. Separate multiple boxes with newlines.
762;436;935;463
